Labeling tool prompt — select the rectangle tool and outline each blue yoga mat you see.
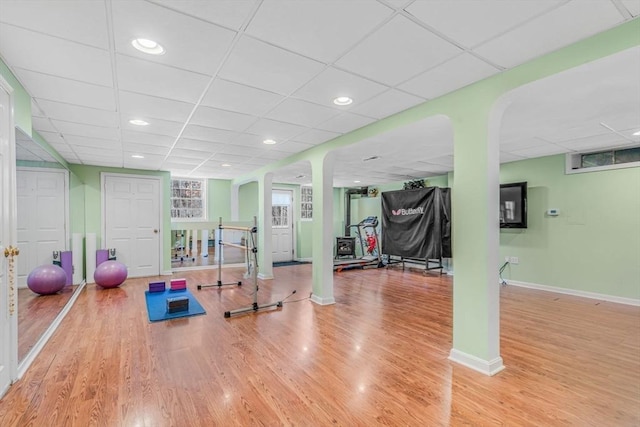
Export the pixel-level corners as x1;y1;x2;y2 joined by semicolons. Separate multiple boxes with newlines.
145;288;206;322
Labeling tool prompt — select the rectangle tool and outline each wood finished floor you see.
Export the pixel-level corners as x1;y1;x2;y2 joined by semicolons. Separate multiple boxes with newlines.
1;265;638;426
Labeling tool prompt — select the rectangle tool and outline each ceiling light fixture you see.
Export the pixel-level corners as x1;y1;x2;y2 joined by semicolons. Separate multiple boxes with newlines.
129;119;149;126
354;180;361;183
131;154;144;159
333;96;353;106
633;130;640;136
222;163;231;167
131;38;165;55
263;139;277;145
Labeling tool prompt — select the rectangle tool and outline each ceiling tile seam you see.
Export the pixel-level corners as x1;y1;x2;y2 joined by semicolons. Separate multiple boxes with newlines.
610;0;635;18
169;0;264;175
105;0;125;168
27;97;82;165
32;96;118;114
144;0;249;34
11;65;115;91
0;21;110;51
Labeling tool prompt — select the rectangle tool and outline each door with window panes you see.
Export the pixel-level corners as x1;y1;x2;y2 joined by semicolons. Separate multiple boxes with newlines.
272;190;293;263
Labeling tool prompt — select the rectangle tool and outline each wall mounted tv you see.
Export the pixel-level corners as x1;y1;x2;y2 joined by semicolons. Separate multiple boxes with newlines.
500;182;528;229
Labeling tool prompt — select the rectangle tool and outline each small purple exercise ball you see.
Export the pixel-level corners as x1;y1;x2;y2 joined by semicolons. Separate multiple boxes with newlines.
94;260;128;288
27;264;67;295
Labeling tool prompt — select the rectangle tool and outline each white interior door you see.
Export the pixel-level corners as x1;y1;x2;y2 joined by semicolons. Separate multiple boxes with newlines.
103;174;160;278
272;189;293;263
16;169;67;287
0;81;17;396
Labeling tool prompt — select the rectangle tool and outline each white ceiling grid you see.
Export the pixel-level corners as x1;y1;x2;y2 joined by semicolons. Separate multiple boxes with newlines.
0;0;637;186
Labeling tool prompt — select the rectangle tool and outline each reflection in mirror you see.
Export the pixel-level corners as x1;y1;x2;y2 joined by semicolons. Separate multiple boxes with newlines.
171;226;250;271
15;128;84;364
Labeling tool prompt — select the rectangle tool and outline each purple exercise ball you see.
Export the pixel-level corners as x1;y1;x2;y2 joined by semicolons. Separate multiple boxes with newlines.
94;260;128;288
27;264;67;295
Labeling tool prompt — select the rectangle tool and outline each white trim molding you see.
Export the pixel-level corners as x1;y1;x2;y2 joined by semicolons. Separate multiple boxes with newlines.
257;272;274;280
507;280;640;306
449;348;505;376
310;294;336;305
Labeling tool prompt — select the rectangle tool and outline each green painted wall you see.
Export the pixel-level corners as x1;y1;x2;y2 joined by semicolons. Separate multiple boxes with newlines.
238;181;258;221
0;57;31;135
499;155;640;299
69;164;172;272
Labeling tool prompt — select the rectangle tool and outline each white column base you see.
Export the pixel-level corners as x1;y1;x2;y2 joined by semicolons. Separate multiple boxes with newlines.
257;273;274;280
310;294;336;305
448;348;505;376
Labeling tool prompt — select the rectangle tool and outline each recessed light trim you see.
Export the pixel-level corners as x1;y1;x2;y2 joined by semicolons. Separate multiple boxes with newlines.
333;96;353;106
633;130;640;136
131;154;144;159
354;180;361;183
131;38;165;55
221;163;231;167
263;139;277;145
129;119;149;126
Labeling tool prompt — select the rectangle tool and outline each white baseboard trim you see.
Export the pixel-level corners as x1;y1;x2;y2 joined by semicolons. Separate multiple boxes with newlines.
448;348;505;376
507;280;640;306
257;273;274;280
17;280;87;379
296;257;313;262
310;294;336;305
162;269;174;275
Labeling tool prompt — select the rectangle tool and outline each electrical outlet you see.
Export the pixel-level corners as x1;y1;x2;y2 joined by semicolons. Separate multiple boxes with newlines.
505;256;510;262
509;256;519;264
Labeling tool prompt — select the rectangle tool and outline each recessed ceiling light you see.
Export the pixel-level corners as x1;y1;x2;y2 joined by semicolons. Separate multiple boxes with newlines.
263;139;277;145
222;163;231;167
129;119;149;126
131;154;144;159
131;38;165;55
333;96;353;106
633;130;640;136
354;180;361;183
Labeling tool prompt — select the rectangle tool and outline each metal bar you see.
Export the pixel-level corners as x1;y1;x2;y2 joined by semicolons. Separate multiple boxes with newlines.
219;241;250;251
219;225;256;232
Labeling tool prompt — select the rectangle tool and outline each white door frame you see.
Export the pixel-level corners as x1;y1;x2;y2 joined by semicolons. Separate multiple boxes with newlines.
16;167;70;286
100;172;163;276
0;74;18;396
272;188;295;262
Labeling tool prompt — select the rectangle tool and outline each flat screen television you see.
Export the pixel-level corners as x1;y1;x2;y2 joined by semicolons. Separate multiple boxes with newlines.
500;182;527;229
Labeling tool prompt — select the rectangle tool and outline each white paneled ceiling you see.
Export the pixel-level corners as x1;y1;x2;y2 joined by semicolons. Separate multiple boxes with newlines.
2;0;638;185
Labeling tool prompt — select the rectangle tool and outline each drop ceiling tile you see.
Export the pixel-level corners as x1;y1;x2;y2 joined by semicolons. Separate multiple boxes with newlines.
74;144;122;156
231;133;268;147
292;128;341;145
111;0;236;75
406;0;563;48
15;68;116;111
65;135;122;149
208;153;253;163
217;145;266;158
123;157;164;170
245;118;308;141
121;117;183;137
537;122;608;144
121;130;176;147
316;112;376;134
175;138;226;152
0;0;109;49
621;0;640;16
399;53;500;99
52;120;120;141
218;36;325;95
35;99;119;128
499;152;527;163
555;132;628;152
293;67;389;108
254;149;290;161
182;125;239;143
350;89;425;119
149;0;258;30
162;156;203;166
0;25;113;87
36;131;65;145
119;91;194;123
190;106;258;132
474;1;625;68
500;137;550;152
116;55;210;104
510;143;569;158
163;166;196;176
266;98;339;128
80;157;123;167
170;147;215;159
273;140;314;154
386;0;413;9
201;78;284;116
122;142;170;156
336;15;461;86
246;0;392;63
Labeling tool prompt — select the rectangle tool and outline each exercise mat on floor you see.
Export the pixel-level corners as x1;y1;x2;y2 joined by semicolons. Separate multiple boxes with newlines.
144;288;206;322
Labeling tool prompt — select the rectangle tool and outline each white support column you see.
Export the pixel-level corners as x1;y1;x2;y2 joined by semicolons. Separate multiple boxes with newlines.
310;152;336;305
230;183;240;221
201;229;209;258
257;173;274;280
191;229;198;257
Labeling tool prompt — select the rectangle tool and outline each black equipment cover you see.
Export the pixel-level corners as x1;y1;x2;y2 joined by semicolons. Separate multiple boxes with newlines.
381;187;451;259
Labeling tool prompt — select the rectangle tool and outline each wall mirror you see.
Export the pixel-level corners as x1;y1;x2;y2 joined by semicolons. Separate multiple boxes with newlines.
15;128;85;366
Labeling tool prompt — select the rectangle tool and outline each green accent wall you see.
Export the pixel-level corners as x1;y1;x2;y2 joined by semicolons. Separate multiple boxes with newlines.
69;164;172;272
499;155;640;299
238;181;258;221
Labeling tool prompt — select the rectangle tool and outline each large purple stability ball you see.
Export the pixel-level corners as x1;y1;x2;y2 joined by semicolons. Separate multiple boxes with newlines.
94;260;128;288
27;264;67;295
